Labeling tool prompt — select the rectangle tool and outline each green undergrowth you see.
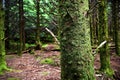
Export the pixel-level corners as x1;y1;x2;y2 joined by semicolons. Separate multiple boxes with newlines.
96;69;114;79
25;43;36;49
42;44;49;48
40;58;54;65
7;77;20;80
53;45;60;50
100;68;114;77
0;67;12;75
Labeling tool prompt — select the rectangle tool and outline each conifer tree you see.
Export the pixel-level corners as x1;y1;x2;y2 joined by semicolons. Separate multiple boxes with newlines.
59;0;95;80
98;0;114;76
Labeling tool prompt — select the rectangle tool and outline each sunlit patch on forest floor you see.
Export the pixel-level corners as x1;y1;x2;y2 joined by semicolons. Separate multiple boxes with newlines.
0;44;120;80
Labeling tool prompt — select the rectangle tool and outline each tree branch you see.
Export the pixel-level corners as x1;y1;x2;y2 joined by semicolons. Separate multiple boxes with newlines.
45;27;60;45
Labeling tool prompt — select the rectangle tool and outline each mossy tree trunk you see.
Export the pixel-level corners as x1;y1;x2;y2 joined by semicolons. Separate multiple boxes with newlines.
89;0;99;46
98;0;113;76
59;0;95;80
0;0;8;74
113;0;120;56
35;0;41;50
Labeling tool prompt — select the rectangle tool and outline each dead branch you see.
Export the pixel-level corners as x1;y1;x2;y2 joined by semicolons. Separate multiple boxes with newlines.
45;27;60;45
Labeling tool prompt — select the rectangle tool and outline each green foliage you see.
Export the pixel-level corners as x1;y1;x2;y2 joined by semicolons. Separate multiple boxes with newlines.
0;64;11;75
25;43;36;49
7;0;59;45
42;44;49;48
40;58;54;65
24;0;58;28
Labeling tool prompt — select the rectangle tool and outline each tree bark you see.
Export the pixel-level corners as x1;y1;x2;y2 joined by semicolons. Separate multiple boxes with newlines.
0;0;8;74
98;0;114;76
89;0;99;46
59;0;95;80
19;0;25;55
5;0;10;49
113;0;120;56
35;0;41;50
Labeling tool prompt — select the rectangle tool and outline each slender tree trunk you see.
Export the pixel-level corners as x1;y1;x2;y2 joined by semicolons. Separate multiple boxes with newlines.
111;0;116;42
98;0;113;76
113;0;120;56
59;0;95;80
5;0;10;50
19;0;25;55
35;0;41;50
0;0;8;74
89;0;98;46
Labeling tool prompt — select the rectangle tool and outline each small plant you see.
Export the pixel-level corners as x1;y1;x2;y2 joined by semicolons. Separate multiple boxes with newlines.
40;58;54;65
42;44;48;48
7;78;20;80
25;43;36;49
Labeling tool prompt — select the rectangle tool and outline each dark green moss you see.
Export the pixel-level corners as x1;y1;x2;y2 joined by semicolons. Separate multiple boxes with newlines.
59;0;95;80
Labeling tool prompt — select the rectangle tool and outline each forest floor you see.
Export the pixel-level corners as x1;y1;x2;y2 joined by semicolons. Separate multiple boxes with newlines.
0;44;120;80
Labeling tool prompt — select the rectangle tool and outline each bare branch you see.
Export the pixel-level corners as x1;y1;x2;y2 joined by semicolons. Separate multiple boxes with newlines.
45;28;60;45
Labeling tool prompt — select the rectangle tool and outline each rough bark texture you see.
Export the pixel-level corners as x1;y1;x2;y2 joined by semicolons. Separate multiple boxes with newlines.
0;1;7;74
36;0;41;50
59;0;95;80
98;0;114;76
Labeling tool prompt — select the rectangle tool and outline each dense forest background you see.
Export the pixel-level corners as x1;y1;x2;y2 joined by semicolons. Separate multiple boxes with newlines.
0;0;120;80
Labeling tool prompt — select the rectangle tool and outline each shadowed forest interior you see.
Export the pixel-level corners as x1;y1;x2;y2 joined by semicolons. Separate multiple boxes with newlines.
0;0;120;80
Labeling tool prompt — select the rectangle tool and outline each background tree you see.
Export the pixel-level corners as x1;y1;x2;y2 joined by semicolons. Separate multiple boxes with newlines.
0;0;8;74
59;0;95;80
98;0;113;76
112;0;120;56
5;0;10;49
35;0;41;49
19;0;25;55
89;0;99;46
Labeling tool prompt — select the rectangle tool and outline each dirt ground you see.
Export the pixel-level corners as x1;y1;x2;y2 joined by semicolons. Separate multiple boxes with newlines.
0;44;120;80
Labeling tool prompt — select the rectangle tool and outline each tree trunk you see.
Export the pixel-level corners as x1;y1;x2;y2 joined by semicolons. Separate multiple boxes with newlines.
59;0;95;80
0;0;8;74
19;0;25;55
5;0;10;50
111;0;116;42
89;0;99;46
35;0;41;50
98;0;114;76
113;0;120;56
